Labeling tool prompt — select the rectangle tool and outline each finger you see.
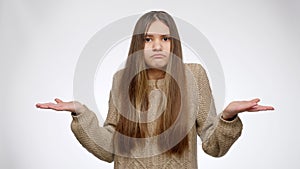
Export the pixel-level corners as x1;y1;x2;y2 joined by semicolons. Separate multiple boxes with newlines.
36;103;60;110
268;106;275;110
243;101;258;109
55;98;63;103
36;103;44;108
248;105;275;112
36;103;41;108
240;99;260;111
47;105;63;111
250;98;260;103
260;106;275;110
36;103;52;109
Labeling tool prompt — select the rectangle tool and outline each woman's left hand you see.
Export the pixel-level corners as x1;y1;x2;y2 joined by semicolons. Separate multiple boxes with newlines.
222;98;274;120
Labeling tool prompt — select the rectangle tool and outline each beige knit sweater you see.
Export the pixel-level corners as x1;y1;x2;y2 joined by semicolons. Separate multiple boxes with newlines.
71;63;243;169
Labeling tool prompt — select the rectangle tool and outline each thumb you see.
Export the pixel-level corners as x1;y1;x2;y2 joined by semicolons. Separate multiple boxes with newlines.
251;98;260;103
55;98;63;103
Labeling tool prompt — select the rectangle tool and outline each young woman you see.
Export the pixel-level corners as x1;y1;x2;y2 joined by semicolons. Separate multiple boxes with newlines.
36;11;274;169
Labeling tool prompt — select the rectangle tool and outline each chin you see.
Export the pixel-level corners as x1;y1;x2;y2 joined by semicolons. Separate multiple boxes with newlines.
149;64;167;70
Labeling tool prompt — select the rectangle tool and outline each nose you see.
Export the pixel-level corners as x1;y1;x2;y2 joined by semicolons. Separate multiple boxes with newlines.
152;39;162;51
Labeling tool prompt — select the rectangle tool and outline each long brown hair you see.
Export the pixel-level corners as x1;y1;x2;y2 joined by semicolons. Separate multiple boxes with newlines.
115;11;189;156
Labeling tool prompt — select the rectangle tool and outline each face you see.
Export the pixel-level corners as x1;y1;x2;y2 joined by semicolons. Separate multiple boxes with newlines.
144;20;171;69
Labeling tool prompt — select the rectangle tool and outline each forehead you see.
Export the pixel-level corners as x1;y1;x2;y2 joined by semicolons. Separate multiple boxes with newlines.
146;20;170;35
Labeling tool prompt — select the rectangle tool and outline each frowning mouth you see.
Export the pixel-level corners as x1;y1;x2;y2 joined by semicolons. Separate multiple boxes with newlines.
151;54;166;58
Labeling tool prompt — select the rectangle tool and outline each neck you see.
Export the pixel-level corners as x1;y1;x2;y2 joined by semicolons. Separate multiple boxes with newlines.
147;68;166;80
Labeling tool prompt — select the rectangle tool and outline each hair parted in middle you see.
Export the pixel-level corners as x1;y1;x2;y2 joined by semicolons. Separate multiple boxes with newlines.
114;11;189;157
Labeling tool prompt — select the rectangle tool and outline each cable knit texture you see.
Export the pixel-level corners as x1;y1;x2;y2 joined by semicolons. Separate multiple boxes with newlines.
71;63;243;169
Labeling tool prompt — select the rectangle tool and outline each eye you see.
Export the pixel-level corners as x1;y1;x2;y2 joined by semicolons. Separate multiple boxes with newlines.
144;37;152;42
162;37;170;41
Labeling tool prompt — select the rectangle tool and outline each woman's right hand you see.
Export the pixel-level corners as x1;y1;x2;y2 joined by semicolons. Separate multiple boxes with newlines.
36;98;83;113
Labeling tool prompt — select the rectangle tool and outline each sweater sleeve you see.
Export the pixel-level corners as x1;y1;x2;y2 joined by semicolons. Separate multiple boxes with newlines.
188;63;243;157
70;92;118;163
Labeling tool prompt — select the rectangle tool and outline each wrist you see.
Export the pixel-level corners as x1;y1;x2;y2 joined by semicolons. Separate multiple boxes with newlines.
221;111;237;121
72;101;84;116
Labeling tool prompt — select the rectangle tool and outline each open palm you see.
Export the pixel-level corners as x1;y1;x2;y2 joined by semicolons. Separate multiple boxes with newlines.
36;98;82;113
222;98;274;120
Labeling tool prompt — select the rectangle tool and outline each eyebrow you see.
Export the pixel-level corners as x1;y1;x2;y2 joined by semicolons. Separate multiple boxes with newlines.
144;33;170;37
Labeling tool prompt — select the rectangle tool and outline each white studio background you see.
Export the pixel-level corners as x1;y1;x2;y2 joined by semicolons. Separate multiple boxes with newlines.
1;0;300;169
